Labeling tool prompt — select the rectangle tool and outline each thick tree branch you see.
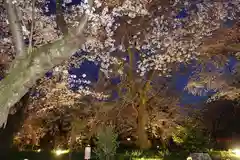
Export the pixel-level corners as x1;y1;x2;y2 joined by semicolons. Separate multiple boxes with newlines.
0;14;88;128
56;0;68;35
200;43;240;54
4;0;25;57
227;43;240;52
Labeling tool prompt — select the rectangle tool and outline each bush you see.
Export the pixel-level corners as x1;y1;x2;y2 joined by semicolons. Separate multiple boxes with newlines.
94;126;119;160
172;125;211;153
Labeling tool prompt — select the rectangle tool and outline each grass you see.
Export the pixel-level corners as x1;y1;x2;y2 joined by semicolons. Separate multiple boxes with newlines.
6;149;240;160
120;150;188;160
209;150;240;160
120;149;240;160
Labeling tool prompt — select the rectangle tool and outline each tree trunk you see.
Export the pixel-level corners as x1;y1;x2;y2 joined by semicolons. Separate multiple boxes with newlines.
136;71;155;150
0;92;30;158
136;95;151;150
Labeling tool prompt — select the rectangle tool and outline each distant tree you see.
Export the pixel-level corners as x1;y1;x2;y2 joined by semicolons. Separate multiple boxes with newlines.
201;99;240;148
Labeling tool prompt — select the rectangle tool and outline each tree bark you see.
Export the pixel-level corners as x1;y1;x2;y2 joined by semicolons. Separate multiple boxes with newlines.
136;71;156;149
136;99;151;150
0;1;33;156
136;73;156;149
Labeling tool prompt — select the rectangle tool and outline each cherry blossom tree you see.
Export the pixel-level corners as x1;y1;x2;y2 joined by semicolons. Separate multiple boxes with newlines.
14;65;183;150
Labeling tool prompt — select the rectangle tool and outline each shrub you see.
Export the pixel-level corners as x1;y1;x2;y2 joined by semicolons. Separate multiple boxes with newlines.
94;126;119;160
172;125;211;153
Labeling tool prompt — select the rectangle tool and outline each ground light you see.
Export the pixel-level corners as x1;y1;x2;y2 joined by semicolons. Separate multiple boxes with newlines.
33;149;41;152
186;157;192;160
52;149;70;156
132;158;162;160
232;148;240;157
